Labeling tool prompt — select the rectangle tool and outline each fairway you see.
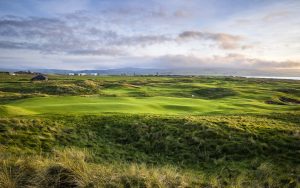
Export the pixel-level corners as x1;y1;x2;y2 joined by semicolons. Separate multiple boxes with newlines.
3;95;297;115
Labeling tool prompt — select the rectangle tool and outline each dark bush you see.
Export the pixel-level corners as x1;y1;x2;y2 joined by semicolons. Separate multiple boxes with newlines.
44;165;80;188
193;88;237;99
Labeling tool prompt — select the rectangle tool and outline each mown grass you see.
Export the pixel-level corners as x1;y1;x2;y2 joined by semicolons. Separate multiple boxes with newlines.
2;94;298;116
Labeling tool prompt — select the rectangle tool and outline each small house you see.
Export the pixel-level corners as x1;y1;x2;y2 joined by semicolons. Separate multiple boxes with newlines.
31;74;48;81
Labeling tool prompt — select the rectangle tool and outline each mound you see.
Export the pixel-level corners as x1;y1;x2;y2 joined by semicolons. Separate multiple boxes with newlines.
127;90;152;97
265;100;285;105
279;96;300;104
192;87;237;99
266;96;300;105
277;88;300;97
0;81;99;95
0;105;36;116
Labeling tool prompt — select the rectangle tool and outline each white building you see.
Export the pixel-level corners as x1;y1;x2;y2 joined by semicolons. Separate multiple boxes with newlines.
68;73;75;76
90;73;98;76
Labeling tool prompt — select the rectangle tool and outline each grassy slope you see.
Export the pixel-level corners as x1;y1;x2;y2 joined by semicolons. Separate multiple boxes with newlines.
5;95;293;115
1;114;299;164
0;74;299;187
0;114;299;187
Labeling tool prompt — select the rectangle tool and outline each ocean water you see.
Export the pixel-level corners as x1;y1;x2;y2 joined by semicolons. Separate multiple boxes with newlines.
244;76;300;80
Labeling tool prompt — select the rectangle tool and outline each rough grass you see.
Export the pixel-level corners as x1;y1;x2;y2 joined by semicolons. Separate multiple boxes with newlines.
0;148;191;188
1;147;299;188
0;114;299;168
0;74;299;187
192;87;237;99
0;79;100;95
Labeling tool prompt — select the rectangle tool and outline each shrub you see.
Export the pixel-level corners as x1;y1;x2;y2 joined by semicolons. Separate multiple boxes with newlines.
193;88;237;99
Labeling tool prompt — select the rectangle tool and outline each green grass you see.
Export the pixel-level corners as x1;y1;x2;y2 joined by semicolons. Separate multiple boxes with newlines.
2;95;298;116
0;74;299;117
0;74;299;187
0;114;299;187
2;114;299;164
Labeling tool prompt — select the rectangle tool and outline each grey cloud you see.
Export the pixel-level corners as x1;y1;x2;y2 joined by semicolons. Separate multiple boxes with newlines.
0;16;75;44
178;31;243;49
0;16;121;56
150;54;300;70
174;10;190;18
99;6;180;19
250;60;300;69
0;17;67;39
0;16;64;27
0;41;41;50
263;10;291;22
0;14;247;56
68;48;127;56
112;35;171;46
0;15;172;54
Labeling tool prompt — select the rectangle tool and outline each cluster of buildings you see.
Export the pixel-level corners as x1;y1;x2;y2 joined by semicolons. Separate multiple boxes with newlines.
68;73;98;76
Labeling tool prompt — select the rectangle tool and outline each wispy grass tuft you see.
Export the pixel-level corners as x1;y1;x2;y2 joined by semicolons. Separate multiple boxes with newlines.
0;147;299;188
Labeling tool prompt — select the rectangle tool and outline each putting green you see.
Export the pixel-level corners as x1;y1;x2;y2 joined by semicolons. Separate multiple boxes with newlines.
3;95;296;116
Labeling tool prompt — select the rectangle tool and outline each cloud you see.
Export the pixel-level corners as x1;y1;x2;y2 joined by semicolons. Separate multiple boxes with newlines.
0;15;124;56
262;10;291;22
111;35;171;47
0;14;245;55
149;54;300;70
68;48;127;56
178;31;243;49
0;16;78;50
35;0;89;15
0;41;40;50
174;10;189;18
0;15;171;55
250;59;300;69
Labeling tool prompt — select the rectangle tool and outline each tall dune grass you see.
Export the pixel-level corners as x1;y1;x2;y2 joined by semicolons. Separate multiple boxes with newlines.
0;147;298;188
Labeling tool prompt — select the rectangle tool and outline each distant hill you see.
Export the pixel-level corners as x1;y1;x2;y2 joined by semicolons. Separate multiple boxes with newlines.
0;67;299;77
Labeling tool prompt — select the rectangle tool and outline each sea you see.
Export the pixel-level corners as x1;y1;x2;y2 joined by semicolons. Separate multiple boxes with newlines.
244;76;300;80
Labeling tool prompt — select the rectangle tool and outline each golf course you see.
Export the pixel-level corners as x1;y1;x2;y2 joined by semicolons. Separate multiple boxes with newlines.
1;74;299;116
0;74;299;187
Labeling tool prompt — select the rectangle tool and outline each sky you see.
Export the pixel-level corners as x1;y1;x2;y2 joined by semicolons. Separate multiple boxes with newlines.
0;0;299;74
